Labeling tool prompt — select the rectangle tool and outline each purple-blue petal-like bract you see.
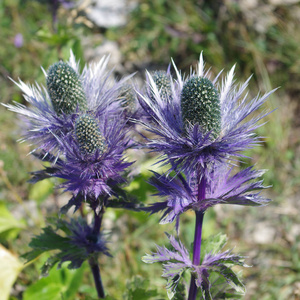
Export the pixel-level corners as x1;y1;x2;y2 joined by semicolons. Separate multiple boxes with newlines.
5;51;134;203
138;53;274;223
142;234;246;299
4;50;131;156
138;54;275;174
52;115;133;199
146;164;270;224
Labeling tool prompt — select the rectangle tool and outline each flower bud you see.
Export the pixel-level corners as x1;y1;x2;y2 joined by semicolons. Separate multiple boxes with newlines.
47;62;87;115
75;114;107;155
119;84;136;115
181;77;221;136
151;70;172;101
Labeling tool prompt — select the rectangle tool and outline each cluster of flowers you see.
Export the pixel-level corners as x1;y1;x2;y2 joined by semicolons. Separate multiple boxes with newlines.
5;52;136;298
139;56;274;299
5;51;274;299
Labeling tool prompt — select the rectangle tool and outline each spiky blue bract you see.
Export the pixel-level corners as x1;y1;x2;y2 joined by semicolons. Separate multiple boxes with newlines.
142;234;246;300
142;234;192;296
138;54;276;175
146;163;270;224
4;50;131;155
43;114;132;201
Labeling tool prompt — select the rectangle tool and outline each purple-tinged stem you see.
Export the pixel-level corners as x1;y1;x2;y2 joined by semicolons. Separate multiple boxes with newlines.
88;207;105;298
89;257;105;298
188;176;206;300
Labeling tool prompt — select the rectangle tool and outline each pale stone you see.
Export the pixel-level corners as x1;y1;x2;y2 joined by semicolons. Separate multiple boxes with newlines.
252;222;276;244
86;0;135;28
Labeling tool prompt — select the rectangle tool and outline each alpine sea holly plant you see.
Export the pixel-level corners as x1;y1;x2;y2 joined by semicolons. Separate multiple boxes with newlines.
4;51;140;298
138;54;275;299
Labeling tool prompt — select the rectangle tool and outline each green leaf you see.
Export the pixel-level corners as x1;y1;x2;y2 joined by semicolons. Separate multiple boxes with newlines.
64;263;85;300
22;225;70;263
0;245;23;300
23;263;85;300
123;276;161;300
214;265;245;293
209;272;244;299
200;233;227;262
0;202;25;234
172;281;186;300
29;226;69;250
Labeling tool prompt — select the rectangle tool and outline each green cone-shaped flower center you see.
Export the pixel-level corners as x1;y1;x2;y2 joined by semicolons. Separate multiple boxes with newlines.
181;77;221;136
151;70;172;101
47;61;87;115
119;84;136;115
75;115;107;155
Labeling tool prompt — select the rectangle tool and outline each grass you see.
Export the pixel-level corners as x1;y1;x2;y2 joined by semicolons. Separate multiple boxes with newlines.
1;0;300;299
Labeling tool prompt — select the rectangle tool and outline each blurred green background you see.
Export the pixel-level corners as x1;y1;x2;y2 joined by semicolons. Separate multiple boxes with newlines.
0;0;300;299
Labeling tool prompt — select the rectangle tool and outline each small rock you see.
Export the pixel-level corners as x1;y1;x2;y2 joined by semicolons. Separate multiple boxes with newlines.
251;222;276;244
86;0;135;28
84;40;123;69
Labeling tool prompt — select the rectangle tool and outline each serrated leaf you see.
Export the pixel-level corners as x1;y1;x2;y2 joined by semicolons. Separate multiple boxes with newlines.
124;276;160;300
209;272;244;299
214;265;245;293
27;226;69;251
0;245;23;300
23;218;110;273
22;225;70;264
172;281;186;300
200;233;227;262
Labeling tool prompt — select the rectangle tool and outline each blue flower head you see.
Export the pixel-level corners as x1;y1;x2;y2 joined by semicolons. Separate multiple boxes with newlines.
119;84;137;117
139;54;274;223
5;51;134;208
51;112;132;201
150;70;172;102
4;51;130;155
138;53;276;174
75;114;107;155
28;107;132;207
181;76;221;137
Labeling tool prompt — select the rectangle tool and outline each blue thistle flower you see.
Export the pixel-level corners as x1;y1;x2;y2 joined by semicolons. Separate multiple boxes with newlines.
139;55;273;226
138;53;276;175
39;114;132;201
139;54;275;299
4;51;130;155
